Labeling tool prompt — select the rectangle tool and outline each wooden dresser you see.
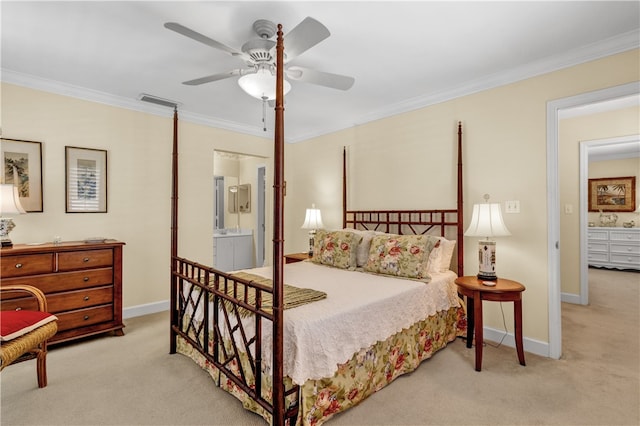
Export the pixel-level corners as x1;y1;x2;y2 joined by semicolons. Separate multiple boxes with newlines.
1;240;125;344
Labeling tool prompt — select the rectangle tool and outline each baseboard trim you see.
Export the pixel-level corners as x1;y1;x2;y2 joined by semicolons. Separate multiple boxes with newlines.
123;300;169;319
561;292;582;304
483;326;549;358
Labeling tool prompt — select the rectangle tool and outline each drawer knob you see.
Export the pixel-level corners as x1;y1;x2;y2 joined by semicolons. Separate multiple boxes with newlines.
83;277;90;282
83;315;90;321
15;263;23;269
84;296;90;301
83;257;90;263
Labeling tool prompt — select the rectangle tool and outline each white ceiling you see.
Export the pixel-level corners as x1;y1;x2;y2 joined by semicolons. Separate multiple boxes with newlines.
2;1;639;143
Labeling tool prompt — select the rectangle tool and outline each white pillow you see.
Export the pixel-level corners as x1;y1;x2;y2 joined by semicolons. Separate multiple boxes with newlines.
427;237;456;273
342;228;377;267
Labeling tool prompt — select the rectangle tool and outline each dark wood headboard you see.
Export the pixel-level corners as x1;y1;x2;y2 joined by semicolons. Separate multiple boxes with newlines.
342;123;464;276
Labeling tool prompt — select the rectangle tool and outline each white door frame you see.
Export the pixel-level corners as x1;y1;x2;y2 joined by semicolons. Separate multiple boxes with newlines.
579;135;640;306
546;81;639;359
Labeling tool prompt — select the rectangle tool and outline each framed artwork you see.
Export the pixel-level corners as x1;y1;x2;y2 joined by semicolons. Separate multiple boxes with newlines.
65;146;107;213
0;138;43;212
588;176;636;212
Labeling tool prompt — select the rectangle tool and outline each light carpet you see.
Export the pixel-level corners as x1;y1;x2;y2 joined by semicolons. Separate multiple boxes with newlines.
1;268;638;425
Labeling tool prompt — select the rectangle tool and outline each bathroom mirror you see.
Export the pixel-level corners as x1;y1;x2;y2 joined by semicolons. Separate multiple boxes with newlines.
228;184;251;213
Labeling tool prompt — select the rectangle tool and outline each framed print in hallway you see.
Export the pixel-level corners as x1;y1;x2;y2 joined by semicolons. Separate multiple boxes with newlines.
588;176;636;212
1;138;44;212
65;146;107;213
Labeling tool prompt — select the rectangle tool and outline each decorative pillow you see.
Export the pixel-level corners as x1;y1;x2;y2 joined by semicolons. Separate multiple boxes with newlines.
342;228;377;267
0;310;58;342
426;237;457;273
364;234;439;279
438;239;456;272
312;230;362;270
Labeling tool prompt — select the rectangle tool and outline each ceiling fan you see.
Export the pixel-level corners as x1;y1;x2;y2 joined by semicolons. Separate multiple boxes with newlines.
164;17;355;100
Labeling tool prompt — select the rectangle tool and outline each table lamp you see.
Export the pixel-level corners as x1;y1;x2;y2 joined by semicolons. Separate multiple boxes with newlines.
301;204;324;256
0;184;26;248
464;194;511;281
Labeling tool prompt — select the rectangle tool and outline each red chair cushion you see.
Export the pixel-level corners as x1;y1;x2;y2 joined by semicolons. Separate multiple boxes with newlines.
1;311;58;342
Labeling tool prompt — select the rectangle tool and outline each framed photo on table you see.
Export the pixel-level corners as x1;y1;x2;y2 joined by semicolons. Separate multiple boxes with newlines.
1;138;43;212
588;176;636;212
65;146;107;213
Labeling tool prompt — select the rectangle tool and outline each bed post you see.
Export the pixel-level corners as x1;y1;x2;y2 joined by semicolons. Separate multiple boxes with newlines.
170;107;179;354
272;23;286;426
342;146;347;228
457;121;464;277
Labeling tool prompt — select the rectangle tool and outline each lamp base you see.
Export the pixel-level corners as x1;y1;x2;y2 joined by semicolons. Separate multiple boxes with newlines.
477;273;497;281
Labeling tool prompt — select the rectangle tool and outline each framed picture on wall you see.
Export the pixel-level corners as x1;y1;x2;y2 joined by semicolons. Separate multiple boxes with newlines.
588;176;636;212
1;138;44;212
65;146;108;213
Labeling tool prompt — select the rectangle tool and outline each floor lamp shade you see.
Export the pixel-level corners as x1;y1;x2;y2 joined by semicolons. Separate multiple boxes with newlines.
464;203;511;281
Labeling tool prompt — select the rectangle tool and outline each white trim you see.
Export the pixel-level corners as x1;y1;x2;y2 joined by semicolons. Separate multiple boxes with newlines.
483;326;548;359
579;135;640;306
546;81;640;360
561;292;582;304
123;300;169;319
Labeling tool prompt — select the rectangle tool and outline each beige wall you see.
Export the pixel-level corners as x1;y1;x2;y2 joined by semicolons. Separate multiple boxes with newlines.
2;48;638;354
285;49;639;348
1;83;273;310
559;110;640;296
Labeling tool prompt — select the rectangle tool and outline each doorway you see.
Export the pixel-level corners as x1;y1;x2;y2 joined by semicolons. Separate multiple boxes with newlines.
547;81;639;359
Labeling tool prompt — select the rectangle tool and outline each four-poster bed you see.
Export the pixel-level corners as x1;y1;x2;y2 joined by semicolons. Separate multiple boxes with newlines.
170;25;467;425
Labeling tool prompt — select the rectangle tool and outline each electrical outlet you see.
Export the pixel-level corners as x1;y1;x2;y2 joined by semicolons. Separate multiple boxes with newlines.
505;200;520;213
564;204;573;214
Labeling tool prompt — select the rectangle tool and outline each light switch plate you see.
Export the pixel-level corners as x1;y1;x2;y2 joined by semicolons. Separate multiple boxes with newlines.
505;200;520;213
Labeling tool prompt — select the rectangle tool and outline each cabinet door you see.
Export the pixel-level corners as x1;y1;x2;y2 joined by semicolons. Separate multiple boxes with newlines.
233;235;254;270
215;237;235;272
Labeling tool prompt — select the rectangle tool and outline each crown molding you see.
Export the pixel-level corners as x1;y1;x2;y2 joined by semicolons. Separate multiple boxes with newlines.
3;29;638;144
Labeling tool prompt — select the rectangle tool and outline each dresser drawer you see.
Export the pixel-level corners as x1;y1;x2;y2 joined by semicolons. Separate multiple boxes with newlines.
587;229;608;240
587;242;608;252
609;253;640;267
1;268;113;293
588;252;609;263
610;243;640;256
58;249;113;271
55;305;114;332
609;230;640;242
0;253;55;277
47;286;113;313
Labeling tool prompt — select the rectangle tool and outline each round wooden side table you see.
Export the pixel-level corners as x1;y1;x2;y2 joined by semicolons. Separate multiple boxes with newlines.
455;276;526;371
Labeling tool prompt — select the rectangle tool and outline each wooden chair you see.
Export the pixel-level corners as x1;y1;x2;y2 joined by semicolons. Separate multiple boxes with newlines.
1;285;58;388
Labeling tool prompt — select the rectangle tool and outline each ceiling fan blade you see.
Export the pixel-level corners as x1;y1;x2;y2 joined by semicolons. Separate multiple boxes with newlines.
283;17;330;61
183;69;247;86
286;66;355;90
165;22;245;57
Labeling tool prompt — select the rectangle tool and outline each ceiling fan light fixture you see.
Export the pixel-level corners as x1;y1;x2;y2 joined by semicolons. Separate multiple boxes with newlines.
238;67;291;101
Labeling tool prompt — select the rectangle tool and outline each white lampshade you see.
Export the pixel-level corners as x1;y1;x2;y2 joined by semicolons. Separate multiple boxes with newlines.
464;202;510;282
238;67;292;100
0;184;26;215
0;183;26;248
301;205;324;230
464;203;511;238
301;204;324;256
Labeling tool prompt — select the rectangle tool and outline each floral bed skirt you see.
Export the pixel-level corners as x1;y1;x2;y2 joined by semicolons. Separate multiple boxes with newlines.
176;305;466;426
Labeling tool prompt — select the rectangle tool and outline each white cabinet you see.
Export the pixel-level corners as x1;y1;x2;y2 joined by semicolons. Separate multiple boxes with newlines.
213;231;253;272
587;227;640;270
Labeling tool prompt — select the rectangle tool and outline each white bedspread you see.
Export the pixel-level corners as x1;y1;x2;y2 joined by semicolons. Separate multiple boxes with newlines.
241;261;460;385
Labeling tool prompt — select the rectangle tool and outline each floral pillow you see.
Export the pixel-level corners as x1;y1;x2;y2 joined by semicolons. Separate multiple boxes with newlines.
364;234;439;279
312;230;362;270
